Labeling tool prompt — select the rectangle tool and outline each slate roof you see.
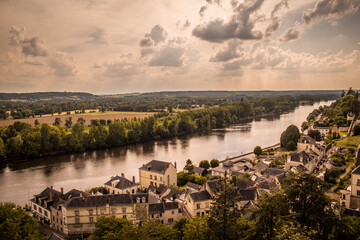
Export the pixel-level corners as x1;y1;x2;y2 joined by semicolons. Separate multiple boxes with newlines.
63;194;134;208
294;164;309;173
291;151;311;164
139;160;173;174
162;188;182;200
255;161;269;172
264;168;287;176
206;179;220;194
47;233;65;240
149;202;179;214
31;187;65;210
236;179;256;189
299;136;316;144
186;182;201;190
130;193;148;203
352;165;360;175
194;167;206;175
104;176;137;190
190;190;212;201
239;188;257;201
275;173;286;185
63;189;88;200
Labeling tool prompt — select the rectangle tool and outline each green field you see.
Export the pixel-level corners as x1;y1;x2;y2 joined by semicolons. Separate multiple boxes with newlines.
335;135;360;149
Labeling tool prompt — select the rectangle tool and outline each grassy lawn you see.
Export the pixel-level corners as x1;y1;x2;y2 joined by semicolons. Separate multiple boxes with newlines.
335;135;360;149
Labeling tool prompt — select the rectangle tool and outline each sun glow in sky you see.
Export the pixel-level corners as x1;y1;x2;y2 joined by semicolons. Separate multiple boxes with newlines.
0;0;359;93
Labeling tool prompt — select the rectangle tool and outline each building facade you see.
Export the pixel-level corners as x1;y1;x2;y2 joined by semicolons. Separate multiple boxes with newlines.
139;160;177;189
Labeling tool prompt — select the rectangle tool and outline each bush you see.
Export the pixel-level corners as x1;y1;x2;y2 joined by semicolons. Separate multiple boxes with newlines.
286;141;297;151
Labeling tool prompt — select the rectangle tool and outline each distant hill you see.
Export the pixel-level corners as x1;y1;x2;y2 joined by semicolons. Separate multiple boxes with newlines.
0;92;98;102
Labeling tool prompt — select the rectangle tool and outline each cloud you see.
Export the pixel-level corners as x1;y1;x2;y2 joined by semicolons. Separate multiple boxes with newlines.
8;26;48;57
265;0;289;38
199;5;208;17
103;62;138;78
148;46;185;67
144;24;167;44
88;28;107;44
193;0;264;43
210;40;242;62
199;0;222;17
139;37;154;47
303;0;358;24
48;51;77;77
279;26;301;42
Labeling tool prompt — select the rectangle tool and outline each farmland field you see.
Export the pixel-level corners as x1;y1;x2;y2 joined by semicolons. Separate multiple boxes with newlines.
0;111;156;127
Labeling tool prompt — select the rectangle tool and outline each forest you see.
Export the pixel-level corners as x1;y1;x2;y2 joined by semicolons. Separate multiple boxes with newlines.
0;94;337;161
0;90;339;119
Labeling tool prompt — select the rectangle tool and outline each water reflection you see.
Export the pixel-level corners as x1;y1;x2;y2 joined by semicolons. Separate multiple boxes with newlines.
0;101;334;205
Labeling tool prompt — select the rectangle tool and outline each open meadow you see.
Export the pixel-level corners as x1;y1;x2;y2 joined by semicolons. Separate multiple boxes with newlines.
0;111;156;127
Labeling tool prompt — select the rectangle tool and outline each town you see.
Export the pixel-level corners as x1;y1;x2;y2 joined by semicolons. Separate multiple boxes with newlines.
29;93;360;239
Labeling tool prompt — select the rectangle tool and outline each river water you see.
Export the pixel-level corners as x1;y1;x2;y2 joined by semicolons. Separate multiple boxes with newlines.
0;101;333;205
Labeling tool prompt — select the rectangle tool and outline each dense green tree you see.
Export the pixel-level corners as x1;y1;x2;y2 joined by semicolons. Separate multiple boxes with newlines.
177;171;189;186
138;220;177;240
107;121;127;146
77;117;86;125
210;159;220;168
199;160;210;169
173;217;189;239
281;125;300;149
253;146;262;157
184;159;194;173
308;129;321;141
286;141;296;151
207;176;241;240
0;202;42;240
0;138;6;160
353;124;360;136
88;216;133;240
301;121;309;132
330;216;360;240
64;117;72;128
282;173;336;238
183;217;209;240
53;117;62;126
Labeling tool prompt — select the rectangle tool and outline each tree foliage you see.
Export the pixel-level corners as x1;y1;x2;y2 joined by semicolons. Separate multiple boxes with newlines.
253;146;262;157
280;125;300;150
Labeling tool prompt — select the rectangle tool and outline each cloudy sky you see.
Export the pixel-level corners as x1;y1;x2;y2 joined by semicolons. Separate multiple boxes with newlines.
0;0;359;94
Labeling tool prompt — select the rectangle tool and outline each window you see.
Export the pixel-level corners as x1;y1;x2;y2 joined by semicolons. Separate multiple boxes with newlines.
39;208;42;214
357;179;360;186
168;218;174;223
161;220;164;224
132;189;135;194
197;212;200;216
75;210;79;216
75;218;80;224
89;210;93;216
155;182;157;187
122;208;126;214
171;210;174;214
150;175;153;179
123;215;127;219
53;216;55;221
202;212;204;216
159;213;162;217
154;176;157;180
205;202;209;208
44;211;48;217
33;205;37;211
150;181;153;186
151;214;154;218
89;217;94;223
357;190;360;196
196;203;201;209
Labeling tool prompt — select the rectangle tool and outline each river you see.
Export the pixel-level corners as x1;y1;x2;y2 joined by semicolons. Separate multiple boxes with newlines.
0;101;333;205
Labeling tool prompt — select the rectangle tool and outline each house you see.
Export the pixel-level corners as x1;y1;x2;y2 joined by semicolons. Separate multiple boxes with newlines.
263;168;287;179
238;187;258;209
201;179;220;197
312;127;330;138
148;202;183;224
236;179;256;190
254;161;269;174
339;166;360;209
194;167;207;176
60;193;149;236
139;160;177;189
285;151;318;172
104;173;138;194
30;186;87;226
186;182;201;191
184;190;212;217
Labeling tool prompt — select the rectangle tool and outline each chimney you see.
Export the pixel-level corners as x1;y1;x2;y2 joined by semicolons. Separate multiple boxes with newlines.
133;176;135;183
165;164;169;169
61;187;64;194
174;161;177;169
50;186;53;189
121;173;125;178
50;191;53;201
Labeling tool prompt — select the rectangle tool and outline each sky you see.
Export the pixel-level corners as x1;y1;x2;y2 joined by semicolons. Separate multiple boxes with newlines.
0;0;359;94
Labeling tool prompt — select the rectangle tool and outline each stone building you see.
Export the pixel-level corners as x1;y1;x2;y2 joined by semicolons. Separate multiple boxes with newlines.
139;160;177;189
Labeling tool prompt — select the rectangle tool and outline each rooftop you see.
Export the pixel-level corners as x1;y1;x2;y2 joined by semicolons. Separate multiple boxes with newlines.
139;160;174;174
190;190;212;201
104;175;137;190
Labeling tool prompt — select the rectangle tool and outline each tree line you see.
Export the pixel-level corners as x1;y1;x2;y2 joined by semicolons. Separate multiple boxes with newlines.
0;95;337;161
0;92;337;120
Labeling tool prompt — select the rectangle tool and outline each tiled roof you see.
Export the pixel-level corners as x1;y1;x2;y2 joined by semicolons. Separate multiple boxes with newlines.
190;190;212;201
255;161;269;171
194;167;206;175
104;176;137;190
139;160;173;173
149;202;179;214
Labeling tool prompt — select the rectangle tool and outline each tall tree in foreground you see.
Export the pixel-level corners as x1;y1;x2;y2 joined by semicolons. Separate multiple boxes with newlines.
0;202;42;240
207;173;241;240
